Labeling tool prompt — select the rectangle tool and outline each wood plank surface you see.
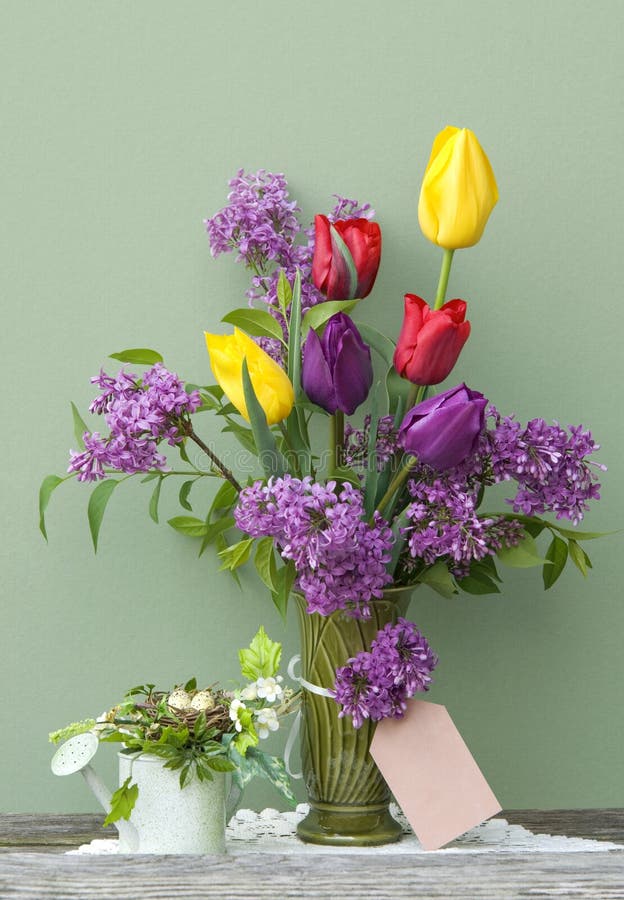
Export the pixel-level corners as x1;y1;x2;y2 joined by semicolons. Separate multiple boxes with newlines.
1;812;623;900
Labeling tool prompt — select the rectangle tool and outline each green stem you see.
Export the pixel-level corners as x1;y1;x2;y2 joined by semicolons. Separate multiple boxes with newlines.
330;411;344;475
278;421;303;478
433;248;454;310
405;383;427;412
375;455;417;518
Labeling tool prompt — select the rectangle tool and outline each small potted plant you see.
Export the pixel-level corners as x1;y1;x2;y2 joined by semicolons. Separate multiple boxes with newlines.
50;627;298;854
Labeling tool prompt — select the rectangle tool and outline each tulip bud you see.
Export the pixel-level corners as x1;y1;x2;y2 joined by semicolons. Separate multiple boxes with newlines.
301;313;373;415
205;328;295;425
399;383;487;470
312;215;382;301
418;127;498;250
393;295;470;386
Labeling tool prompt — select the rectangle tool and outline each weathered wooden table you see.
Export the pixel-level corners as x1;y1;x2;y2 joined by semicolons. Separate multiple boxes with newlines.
1;811;623;899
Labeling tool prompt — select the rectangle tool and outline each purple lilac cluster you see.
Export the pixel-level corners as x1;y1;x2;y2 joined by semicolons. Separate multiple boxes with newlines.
343;415;398;472
67;365;201;482
403;475;524;578
204;173;374;360
485;410;604;525
332;618;438;728
234;475;393;618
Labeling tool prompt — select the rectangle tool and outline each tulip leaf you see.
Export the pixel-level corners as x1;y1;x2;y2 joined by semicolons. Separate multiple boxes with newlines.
222;308;286;343
543;535;568;590
301;300;359;337
277;269;292;314
356;324;396;369
241;359;286;478
332;466;362;487
39;474;65;540
287;269;303;396
386;368;411;422
109;348;163;366
497;531;551;568
88;478;120;552
363;382;382;517
329;224;358;299
70;402;89;450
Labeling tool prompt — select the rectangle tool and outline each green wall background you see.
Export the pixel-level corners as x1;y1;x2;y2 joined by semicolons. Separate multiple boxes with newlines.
2;0;623;814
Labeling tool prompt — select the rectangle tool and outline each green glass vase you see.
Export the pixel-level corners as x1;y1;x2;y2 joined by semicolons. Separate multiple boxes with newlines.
294;587;413;846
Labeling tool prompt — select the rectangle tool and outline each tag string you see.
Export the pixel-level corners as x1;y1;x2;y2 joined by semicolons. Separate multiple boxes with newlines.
284;655;334;780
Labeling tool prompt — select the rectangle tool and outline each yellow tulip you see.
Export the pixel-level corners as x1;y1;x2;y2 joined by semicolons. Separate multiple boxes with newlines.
205;328;294;425
418;126;499;250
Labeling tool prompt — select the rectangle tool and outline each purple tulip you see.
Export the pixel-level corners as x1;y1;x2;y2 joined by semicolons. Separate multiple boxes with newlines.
398;383;487;470
301;314;373;415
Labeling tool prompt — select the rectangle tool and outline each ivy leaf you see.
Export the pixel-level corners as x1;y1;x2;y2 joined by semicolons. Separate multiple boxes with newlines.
543;536;569;590
254;537;278;591
39;475;64;540
109;348;163;366
246;747;297;807
222;308;286;343
148;476;164;524
103;777;138;827
218;537;254;571
497;531;551;568
70;402;89;450
239;625;282;680
88;479;119;552
168;516;207;538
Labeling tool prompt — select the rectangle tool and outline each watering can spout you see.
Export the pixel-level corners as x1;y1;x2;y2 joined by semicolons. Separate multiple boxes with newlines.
51;733;139;851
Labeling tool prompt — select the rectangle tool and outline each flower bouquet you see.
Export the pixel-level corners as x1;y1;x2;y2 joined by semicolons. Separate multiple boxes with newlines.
42;126;606;846
50;628;296;853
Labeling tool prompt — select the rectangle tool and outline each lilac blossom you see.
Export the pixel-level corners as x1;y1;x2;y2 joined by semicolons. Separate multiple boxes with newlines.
68;365;201;482
486;410;604;525
343;415;398;471
332;619;437;728
234;475;393;618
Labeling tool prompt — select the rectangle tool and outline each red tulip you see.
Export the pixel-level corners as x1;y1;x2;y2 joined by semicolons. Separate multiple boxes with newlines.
312;215;382;301
393;295;471;386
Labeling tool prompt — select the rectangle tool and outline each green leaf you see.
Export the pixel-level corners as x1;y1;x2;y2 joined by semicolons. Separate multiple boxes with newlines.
523;520;546;539
417;560;457;598
70;402;89;450
550;525;615;541
239;625;282;680
210;480;239;516
241;359;286;478
198;515;236;556
457;570;500;595
543;536;569;589
474;555;502;582
254;537;278;591
246;747;297;807
168;515;208;538
222;308;285;343
88;479;119;552
148;476;164;524
287;270;303;397
385;368;411;421
205;756;237;772
331;466;362;487
39;475;64;540
363;382;381;517
219;537;254;571
271;560;296;622
276;269;292;313
301;299;358;336
184;677;197;692
568;539;591;577
103;777;138;827
222;421;258;455
329;224;359;299
497;531;551;568
356;323;396;369
178;480;194;512
109;348;163;366
233;729;259;757
140;472;161;483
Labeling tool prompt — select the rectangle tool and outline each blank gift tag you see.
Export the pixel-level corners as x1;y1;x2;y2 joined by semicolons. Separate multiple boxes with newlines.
370;699;501;850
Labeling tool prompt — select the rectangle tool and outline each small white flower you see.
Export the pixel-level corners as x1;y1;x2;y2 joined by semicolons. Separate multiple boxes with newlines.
229;698;247;732
256;676;284;703
255;707;279;740
240;682;259;701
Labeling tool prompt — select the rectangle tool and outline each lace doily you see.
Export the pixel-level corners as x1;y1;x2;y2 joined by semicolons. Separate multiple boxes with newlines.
67;804;623;855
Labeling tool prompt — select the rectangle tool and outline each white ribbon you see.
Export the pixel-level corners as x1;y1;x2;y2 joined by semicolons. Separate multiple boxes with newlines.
284;655;333;780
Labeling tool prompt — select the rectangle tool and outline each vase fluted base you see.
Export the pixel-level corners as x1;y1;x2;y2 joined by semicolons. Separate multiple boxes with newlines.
296;801;402;847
